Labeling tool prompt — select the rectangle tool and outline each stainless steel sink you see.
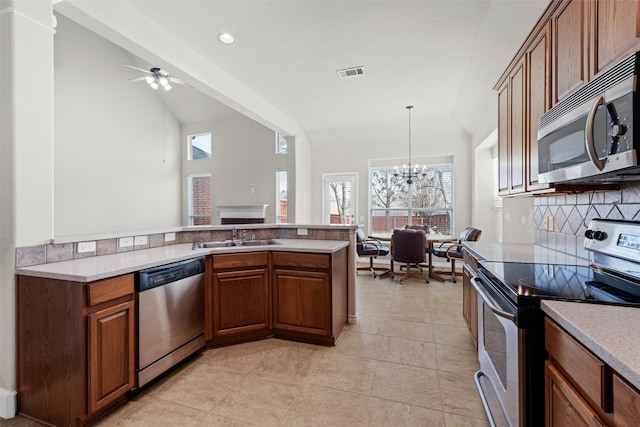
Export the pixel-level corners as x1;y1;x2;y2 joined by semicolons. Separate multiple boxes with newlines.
234;238;280;246
193;238;280;249
193;240;236;249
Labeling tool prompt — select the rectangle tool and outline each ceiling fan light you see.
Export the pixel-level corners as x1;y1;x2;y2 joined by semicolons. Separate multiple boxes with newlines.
218;32;235;44
145;76;154;85
158;77;169;86
149;81;159;90
163;84;172;91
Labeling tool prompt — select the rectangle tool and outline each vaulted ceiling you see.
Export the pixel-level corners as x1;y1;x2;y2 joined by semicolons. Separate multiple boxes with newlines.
56;0;549;140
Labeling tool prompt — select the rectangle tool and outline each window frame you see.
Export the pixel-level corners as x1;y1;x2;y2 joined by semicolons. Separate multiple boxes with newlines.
369;161;454;235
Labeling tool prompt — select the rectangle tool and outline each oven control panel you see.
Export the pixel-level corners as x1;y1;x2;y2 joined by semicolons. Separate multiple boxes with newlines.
584;218;640;262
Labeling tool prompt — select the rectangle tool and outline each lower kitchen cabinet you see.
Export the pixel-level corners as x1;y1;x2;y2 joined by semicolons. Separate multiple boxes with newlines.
272;248;347;345
209;252;271;345
17;274;136;427
542;317;640;426
462;250;479;349
88;299;135;414
544;360;605;427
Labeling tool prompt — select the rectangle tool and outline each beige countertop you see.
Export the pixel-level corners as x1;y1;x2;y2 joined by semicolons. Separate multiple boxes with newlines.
463;242;588;265
16;239;349;282
542;300;640;390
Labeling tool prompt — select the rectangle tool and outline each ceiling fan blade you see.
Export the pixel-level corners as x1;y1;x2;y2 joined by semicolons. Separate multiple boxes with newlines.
123;64;152;74
157;68;170;77
169;76;185;85
128;76;148;83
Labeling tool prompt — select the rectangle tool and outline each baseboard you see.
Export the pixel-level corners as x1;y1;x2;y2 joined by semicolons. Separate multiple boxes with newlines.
0;387;16;419
347;313;358;324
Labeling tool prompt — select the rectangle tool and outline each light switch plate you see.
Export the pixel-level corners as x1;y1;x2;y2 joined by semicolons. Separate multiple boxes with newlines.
134;235;148;246
119;237;134;248
164;232;176;242
297;228;309;236
77;241;96;253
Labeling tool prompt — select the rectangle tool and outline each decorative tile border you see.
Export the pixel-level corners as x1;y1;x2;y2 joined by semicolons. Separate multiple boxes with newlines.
15;226;352;268
534;182;640;260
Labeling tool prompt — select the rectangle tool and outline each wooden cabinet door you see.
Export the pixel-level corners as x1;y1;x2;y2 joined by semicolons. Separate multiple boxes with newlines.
613;373;640;426
212;267;271;338
273;269;330;336
88;300;135;414
509;58;526;194
545;361;605;427
593;0;640;75
552;0;590;104
527;24;551;191
462;265;478;349
497;81;510;195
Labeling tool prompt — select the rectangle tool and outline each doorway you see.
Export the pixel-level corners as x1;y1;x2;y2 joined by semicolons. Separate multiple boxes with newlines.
322;173;357;225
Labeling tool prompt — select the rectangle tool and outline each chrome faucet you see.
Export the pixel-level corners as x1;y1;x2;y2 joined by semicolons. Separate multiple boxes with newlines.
232;227;237;240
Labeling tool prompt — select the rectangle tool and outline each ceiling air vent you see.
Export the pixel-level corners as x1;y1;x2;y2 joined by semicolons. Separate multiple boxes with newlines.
336;66;365;79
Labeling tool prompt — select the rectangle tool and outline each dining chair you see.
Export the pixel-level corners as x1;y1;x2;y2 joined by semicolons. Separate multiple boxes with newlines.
432;227;482;282
392;228;428;283
355;228;391;277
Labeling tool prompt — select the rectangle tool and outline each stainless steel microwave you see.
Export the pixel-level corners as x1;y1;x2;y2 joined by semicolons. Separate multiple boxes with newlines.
538;52;640;184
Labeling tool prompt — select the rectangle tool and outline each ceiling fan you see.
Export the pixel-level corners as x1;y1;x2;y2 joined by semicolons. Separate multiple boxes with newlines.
123;64;184;91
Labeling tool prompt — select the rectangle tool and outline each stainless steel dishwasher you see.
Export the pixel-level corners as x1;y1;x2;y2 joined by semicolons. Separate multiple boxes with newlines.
136;257;205;387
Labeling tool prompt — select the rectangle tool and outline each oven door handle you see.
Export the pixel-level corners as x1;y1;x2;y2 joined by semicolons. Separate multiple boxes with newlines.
471;277;515;321
585;95;606;171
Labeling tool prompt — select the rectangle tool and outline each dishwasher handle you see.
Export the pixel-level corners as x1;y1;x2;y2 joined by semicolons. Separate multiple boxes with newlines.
137;257;205;292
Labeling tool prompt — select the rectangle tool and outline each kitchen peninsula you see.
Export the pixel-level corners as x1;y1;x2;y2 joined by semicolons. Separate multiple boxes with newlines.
15;224;356;427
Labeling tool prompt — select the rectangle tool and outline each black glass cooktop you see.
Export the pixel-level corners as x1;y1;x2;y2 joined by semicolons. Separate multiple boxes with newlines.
479;261;640;306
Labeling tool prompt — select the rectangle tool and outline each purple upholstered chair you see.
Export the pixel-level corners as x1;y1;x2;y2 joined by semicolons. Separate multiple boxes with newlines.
356;228;391;277
432;227;482;282
392;228;427;283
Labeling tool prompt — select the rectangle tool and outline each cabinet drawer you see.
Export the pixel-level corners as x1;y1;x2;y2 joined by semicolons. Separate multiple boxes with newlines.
87;274;134;306
545;318;612;412
213;252;269;270
272;252;330;269
613;374;640;426
462;249;479;273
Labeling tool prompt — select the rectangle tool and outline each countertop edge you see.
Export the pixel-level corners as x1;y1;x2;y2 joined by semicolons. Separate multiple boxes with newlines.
16;240;350;282
541;300;640;391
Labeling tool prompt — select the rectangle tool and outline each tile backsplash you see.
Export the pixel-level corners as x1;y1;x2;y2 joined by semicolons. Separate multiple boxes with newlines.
535;182;640;260
15;226;352;268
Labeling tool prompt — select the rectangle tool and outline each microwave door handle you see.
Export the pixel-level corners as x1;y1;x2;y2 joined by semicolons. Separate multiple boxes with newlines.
471;277;515;321
585;95;606;171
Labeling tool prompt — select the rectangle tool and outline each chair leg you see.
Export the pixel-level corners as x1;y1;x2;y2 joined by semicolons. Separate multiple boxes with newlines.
398;263;428;284
451;259;456;283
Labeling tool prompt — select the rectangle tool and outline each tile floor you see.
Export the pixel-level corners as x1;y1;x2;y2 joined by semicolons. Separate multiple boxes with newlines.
2;273;488;427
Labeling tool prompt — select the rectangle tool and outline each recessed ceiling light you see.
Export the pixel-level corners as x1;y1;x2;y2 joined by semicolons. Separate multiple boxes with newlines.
218;33;235;44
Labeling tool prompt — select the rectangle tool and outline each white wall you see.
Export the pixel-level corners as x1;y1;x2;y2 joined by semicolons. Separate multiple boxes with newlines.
182;118;288;224
54;15;182;236
472;130;497;242
306;115;472;234
0;0;54;417
502;197;535;243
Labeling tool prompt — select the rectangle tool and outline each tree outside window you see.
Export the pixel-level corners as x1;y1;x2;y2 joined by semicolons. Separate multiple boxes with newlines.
370;164;453;234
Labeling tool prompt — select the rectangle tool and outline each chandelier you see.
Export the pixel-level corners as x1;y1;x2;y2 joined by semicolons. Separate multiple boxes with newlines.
394;105;426;185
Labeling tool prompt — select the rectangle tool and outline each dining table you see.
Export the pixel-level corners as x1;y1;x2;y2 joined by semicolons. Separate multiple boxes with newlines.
370;232;457;282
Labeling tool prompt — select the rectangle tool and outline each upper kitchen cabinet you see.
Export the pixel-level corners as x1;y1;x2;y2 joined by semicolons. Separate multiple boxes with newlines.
527;24;552;192
592;0;640;76
495;0;640;196
551;0;590;105
497;58;526;196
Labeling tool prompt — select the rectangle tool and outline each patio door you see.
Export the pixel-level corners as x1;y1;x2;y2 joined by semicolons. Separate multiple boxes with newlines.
322;173;357;225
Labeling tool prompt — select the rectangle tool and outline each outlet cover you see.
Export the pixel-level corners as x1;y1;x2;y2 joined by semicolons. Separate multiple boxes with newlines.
164;232;176;242
119;237;134;248
297;228;309;236
134;236;148;246
77;241;96;253
548;216;554;231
